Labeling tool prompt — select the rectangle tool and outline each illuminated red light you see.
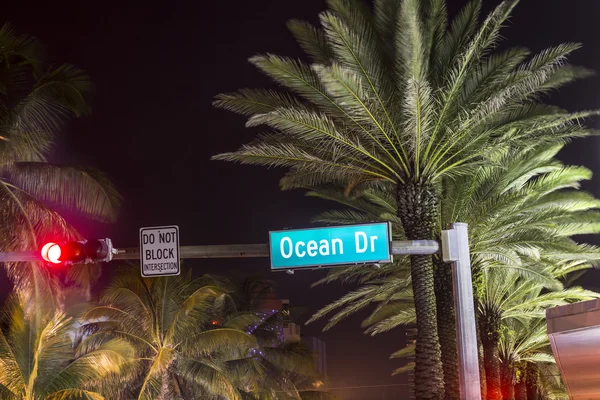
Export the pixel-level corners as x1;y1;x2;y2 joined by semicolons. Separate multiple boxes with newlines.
41;242;62;264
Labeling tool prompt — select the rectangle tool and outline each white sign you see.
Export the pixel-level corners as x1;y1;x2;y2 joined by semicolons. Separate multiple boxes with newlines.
140;225;180;277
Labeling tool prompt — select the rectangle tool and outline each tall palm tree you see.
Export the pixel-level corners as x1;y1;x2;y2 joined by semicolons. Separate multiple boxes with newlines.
306;143;600;399
0;293;132;399
442;144;600;399
212;0;596;396
0;23;121;305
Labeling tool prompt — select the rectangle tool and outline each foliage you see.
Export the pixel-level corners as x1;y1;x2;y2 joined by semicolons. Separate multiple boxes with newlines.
78;267;329;400
0;293;132;399
213;0;594;191
308;143;600;328
78;269;257;399
212;0;596;397
0;23;121;304
306;144;600;397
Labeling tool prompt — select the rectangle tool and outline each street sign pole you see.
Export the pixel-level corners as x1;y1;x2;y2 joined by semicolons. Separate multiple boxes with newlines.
442;223;481;400
115;243;270;260
0;251;41;262
115;240;440;260
3;241;439;262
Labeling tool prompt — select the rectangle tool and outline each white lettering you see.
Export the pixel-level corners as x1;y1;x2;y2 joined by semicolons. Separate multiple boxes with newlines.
355;232;368;253
307;240;318;257
295;241;306;257
332;238;343;255
280;237;293;259
319;239;330;256
370;235;378;252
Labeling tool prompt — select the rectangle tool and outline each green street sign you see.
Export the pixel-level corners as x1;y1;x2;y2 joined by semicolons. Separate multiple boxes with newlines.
269;222;392;270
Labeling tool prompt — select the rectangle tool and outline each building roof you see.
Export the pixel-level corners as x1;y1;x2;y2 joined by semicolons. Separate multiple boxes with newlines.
546;299;600;399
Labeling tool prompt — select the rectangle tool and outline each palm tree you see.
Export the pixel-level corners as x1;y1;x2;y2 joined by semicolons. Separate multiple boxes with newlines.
81;268;333;399
79;268;261;399
498;319;556;400
533;363;569;400
0;23;121;305
0;292;132;399
442;144;600;399
306;143;600;399
212;0;596;396
478;265;598;400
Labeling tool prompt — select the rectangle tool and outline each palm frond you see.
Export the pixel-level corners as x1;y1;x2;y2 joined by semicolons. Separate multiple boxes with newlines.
1;162;121;222
178;357;242;400
213;88;307;117
396;0;428;82
8;64;92;155
433;0;481;79
392;362;415;376
44;390;104;400
287;20;334;64
390;344;416;359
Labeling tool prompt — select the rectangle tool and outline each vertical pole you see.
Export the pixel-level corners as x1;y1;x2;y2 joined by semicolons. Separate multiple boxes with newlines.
442;222;481;400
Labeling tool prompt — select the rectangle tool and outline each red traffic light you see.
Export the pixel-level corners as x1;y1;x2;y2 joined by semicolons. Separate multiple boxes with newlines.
41;241;86;264
41;239;113;265
41;242;61;264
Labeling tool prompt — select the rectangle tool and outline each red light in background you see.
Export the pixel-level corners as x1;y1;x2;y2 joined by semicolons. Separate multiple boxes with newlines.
41;242;62;264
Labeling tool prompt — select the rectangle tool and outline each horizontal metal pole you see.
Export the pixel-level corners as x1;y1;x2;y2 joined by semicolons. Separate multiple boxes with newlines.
391;240;439;255
0;240;440;263
113;244;270;260
0;251;41;262
115;240;439;260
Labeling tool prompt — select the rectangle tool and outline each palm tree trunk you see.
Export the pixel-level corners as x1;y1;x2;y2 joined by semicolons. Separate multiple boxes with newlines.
476;315;487;400
434;256;459;400
479;313;502;400
515;375;527;400
397;182;444;400
161;369;170;399
482;341;502;400
501;362;515;400
525;364;539;400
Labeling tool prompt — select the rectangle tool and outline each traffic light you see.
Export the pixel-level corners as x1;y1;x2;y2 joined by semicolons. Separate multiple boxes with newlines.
41;239;114;265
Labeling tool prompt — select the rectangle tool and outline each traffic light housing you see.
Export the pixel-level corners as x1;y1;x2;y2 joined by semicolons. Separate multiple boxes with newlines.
41;239;114;265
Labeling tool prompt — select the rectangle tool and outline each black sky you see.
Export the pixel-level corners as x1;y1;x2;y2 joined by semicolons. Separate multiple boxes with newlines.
1;0;600;398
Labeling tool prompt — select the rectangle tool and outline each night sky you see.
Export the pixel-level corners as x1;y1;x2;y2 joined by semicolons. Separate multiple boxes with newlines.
2;0;600;398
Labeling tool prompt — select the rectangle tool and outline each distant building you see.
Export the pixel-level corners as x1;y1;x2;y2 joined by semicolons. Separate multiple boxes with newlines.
256;296;327;378
255;297;301;342
304;336;327;377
